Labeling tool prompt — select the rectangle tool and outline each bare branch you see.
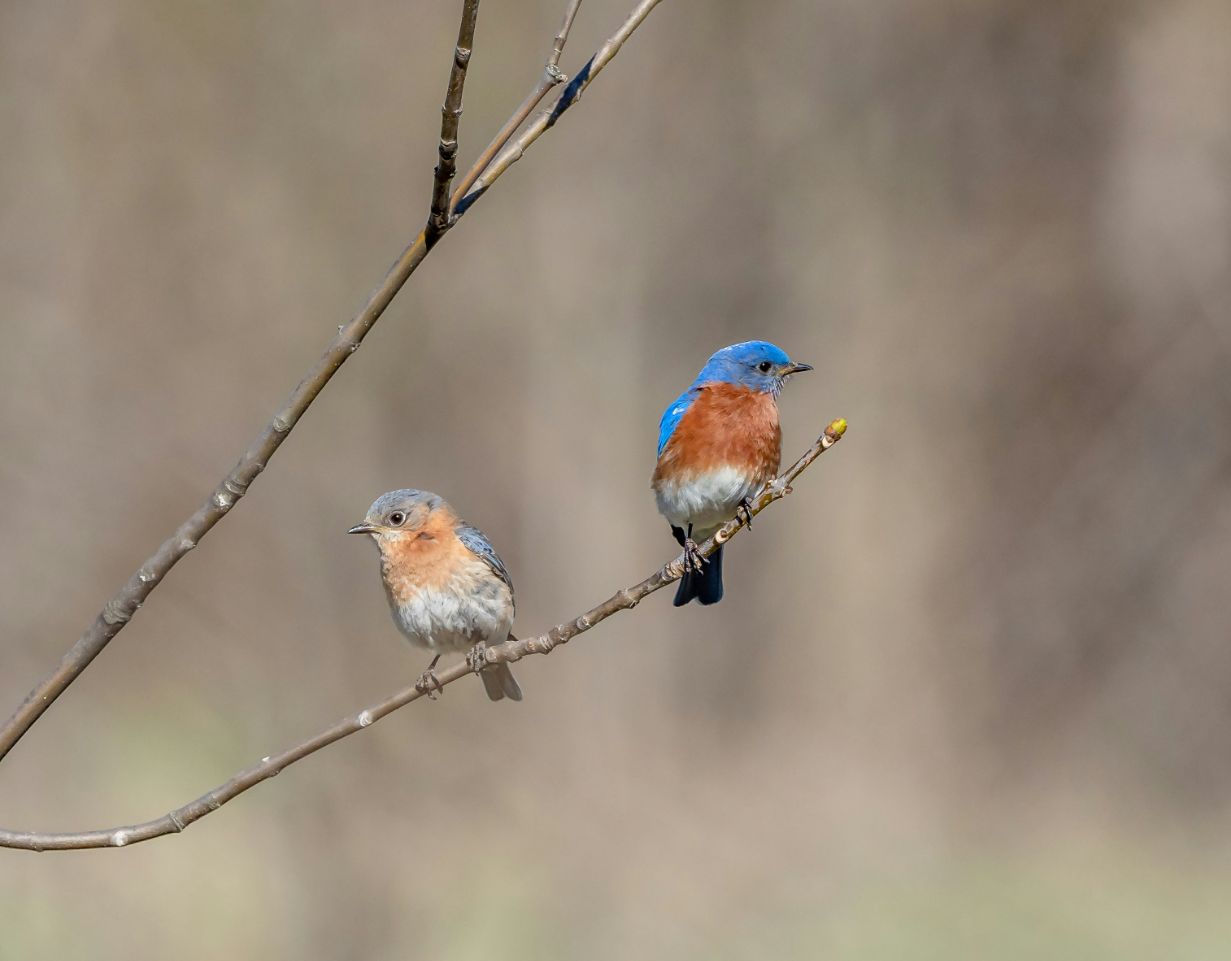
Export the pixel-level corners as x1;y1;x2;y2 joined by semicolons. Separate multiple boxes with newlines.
0;0;666;767
449;0;584;209
0;421;847;852
550;0;584;69
427;0;481;240
455;0;664;218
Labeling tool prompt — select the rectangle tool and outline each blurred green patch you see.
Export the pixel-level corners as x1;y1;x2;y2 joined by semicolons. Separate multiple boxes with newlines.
741;850;1231;961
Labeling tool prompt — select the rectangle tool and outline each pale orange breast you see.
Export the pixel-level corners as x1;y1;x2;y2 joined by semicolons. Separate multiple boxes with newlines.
378;511;472;605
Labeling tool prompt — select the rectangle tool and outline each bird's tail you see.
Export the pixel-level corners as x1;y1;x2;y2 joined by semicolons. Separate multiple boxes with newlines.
480;655;523;702
673;543;724;606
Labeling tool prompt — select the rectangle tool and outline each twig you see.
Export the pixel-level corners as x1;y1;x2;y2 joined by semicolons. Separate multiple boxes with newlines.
449;0;584;210
427;0;481;240
0;420;847;852
455;0;664;218
549;0;584;69
0;0;667;767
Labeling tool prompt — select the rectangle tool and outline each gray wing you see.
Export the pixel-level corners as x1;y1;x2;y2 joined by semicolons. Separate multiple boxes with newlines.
456;523;514;594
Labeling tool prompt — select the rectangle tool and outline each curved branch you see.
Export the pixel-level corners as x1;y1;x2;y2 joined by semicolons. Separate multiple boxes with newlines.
0;420;847;852
0;0;665;767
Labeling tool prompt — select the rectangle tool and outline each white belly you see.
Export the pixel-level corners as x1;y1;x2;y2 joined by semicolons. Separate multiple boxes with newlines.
654;465;760;539
391;576;514;654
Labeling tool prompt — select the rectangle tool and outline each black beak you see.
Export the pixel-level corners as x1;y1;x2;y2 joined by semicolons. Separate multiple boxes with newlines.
783;362;813;375
347;523;378;535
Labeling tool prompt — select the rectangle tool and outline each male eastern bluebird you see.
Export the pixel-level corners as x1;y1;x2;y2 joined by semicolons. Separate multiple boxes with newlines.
348;489;522;701
651;341;812;606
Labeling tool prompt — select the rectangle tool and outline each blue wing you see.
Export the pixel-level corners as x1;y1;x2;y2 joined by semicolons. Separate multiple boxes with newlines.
456;524;514;593
657;388;698;457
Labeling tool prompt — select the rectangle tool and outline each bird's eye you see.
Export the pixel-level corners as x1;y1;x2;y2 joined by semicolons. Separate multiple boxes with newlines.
757;361;773;373
388;511;406;527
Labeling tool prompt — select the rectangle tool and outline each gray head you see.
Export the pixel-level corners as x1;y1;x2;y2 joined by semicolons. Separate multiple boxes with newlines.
347;488;452;539
693;340;813;395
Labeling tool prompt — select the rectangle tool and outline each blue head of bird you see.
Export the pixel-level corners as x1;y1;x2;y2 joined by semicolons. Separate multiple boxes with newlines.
694;341;813;395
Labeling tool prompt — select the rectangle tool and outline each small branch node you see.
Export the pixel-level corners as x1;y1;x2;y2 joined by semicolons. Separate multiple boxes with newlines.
102;600;133;627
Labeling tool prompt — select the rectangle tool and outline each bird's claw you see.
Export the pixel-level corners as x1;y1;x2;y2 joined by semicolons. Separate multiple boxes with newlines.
467;643;488;675
683;537;706;575
415;668;443;700
736;498;755;530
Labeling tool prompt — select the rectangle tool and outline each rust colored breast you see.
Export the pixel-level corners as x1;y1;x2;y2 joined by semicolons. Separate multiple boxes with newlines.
653;383;781;487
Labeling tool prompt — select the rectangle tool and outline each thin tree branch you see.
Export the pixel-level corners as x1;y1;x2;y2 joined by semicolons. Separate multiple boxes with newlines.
427;0;481;240
0;420;847;852
549;0;584;69
455;0;664;218
448;0;584;210
0;0;665;768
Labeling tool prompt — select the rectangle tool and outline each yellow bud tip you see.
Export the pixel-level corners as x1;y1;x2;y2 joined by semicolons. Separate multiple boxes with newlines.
826;418;848;439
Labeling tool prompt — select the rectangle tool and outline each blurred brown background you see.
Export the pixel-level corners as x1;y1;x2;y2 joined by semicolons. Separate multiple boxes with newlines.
3;0;1230;957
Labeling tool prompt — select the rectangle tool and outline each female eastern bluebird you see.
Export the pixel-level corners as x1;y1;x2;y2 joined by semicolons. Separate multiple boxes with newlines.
651;341;812;606
348;489;522;701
